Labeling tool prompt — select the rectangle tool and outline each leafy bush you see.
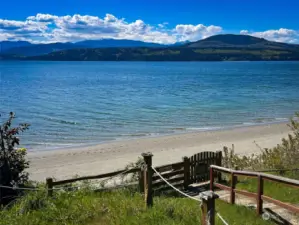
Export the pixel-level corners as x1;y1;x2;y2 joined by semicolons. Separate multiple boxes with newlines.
222;113;299;173
0;112;30;204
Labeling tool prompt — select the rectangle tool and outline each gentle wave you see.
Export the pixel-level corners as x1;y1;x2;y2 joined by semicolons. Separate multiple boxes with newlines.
42;117;79;125
2;61;299;151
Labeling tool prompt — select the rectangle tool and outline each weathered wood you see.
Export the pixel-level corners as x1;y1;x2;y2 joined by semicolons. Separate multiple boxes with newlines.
210;165;299;186
142;152;153;207
234;189;257;198
183;156;190;190
155;162;184;173
230;173;236;204
199;191;219;225
262;174;299;188
153;182;184;193
46;178;53;197
210;165;299;215
214;182;231;191
261;195;299;214
138;168;144;193
152;169;184;181
257;175;264;215
216;151;222;182
210;166;214;191
53;168;140;185
190;156;194;183
152;175;184;187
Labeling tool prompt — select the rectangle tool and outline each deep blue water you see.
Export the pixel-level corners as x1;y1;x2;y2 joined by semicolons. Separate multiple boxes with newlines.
1;61;299;151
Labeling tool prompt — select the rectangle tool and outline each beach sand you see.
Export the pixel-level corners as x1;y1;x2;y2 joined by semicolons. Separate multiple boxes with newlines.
27;123;291;181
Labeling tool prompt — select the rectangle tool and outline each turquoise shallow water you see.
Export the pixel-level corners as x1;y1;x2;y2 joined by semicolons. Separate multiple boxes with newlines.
1;61;299;151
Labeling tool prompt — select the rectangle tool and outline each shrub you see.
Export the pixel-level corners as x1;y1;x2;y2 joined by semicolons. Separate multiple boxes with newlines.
222;113;299;173
0;112;30;204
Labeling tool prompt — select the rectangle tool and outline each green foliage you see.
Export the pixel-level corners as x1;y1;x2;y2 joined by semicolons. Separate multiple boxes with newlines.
0;188;273;225
0;112;30;186
222;113;299;172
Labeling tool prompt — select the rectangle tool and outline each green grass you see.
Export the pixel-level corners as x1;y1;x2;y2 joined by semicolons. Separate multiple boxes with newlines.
0;188;274;225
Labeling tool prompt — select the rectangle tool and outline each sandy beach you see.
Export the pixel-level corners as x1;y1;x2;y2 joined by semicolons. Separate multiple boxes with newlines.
27;122;291;181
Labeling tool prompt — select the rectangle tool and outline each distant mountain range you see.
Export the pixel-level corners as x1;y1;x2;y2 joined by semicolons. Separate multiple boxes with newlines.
0;41;32;52
1;34;299;61
0;39;168;56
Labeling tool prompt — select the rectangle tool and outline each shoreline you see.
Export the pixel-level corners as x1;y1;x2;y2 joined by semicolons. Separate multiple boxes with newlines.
27;122;292;181
27;118;289;153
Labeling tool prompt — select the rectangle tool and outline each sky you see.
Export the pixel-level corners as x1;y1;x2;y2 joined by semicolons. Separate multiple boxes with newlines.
0;0;299;44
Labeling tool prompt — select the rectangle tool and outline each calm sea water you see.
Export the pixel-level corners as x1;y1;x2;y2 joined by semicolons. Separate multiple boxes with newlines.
1;61;299;151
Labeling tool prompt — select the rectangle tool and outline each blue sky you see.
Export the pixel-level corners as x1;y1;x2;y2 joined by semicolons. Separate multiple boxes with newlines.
1;0;299;43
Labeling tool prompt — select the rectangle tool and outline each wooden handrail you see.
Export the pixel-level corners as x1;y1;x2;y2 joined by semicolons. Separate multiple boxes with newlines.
209;165;299;215
210;165;299;186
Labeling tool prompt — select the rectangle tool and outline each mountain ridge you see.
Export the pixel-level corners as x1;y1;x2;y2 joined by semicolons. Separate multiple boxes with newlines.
0;39;167;56
1;34;299;61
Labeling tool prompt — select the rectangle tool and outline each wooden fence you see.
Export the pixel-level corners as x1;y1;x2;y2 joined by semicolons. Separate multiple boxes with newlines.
46;151;222;197
190;151;222;183
210;165;299;215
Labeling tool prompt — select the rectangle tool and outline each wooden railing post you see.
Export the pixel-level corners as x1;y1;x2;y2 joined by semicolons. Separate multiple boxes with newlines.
230;172;236;204
199;191;219;225
216;151;222;182
142;152;153;207
257;175;264;215
46;178;53;197
138;167;145;193
183;156;190;190
210;166;214;191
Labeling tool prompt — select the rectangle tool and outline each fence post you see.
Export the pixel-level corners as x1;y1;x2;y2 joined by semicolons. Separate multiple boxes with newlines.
257;175;264;215
210;166;214;191
183;156;190;190
199;191;219;225
138;167;145;193
216;151;222;182
46;178;53;197
230;172;236;204
142;152;153;207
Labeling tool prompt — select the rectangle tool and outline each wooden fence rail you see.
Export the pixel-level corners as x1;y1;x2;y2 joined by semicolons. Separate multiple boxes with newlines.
210;165;299;215
46;157;188;197
46;151;222;198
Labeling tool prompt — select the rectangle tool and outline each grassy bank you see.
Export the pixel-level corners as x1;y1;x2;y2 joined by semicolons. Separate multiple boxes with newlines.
0;188;274;225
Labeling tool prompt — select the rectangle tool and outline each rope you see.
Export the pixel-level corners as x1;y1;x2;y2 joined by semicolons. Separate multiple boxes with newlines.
0;167;138;192
151;166;229;224
216;212;229;225
151;166;202;202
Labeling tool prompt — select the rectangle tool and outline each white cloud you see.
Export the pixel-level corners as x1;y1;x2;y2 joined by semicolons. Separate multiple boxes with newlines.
1;13;298;44
158;22;169;28
0;13;225;44
239;28;299;43
240;30;249;35
174;24;223;42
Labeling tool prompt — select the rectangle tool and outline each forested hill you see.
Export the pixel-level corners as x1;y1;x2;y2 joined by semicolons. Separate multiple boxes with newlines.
1;34;299;61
